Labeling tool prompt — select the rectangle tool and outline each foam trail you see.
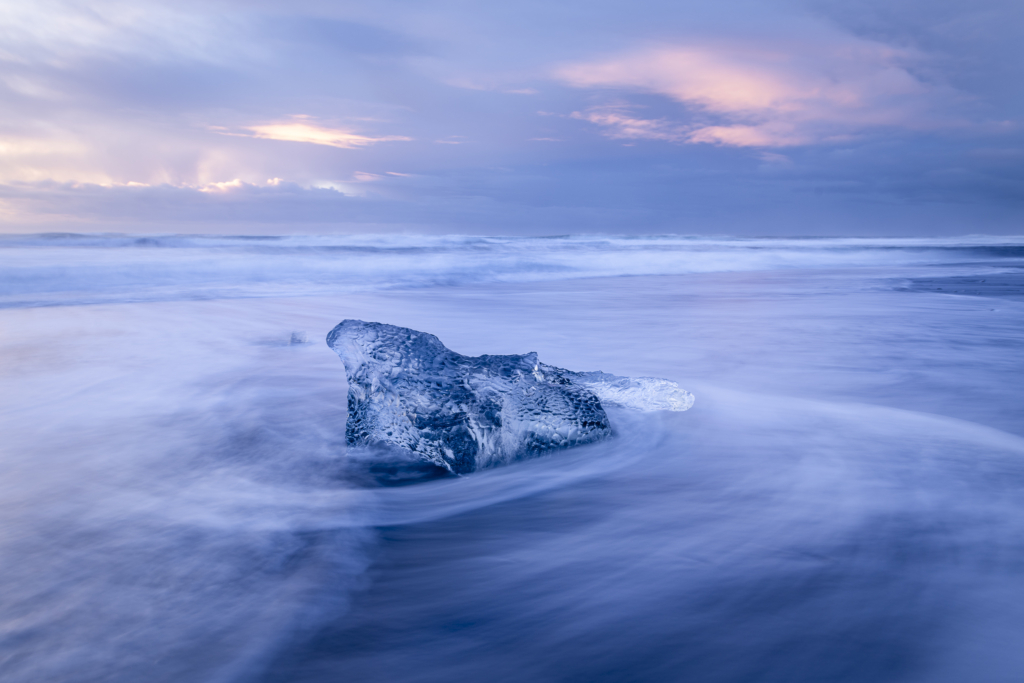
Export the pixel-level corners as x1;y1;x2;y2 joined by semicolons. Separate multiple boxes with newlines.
361;409;663;527
0;302;372;683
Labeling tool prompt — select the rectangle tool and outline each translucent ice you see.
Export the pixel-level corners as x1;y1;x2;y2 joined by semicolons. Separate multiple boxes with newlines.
327;320;692;473
570;372;695;412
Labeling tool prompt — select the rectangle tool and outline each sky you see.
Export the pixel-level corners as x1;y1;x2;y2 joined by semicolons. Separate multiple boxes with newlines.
1;0;1023;235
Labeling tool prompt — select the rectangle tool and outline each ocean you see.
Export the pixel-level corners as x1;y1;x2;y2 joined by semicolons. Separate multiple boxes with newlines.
1;234;1023;682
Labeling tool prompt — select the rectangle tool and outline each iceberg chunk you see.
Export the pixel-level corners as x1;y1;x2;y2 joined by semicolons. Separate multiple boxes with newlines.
568;372;695;412
327;320;692;473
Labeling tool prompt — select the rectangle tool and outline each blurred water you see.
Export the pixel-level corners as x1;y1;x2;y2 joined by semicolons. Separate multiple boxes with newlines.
3;232;1023;307
1;236;1023;682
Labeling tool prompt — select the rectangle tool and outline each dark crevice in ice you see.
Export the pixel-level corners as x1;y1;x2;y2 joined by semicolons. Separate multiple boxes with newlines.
338;448;457;487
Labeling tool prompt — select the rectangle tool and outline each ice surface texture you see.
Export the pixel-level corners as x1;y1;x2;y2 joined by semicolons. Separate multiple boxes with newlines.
327;320;693;473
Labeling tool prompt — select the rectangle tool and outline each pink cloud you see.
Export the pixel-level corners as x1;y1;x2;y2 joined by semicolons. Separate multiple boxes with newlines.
555;39;953;147
235;116;412;149
569;107;688;143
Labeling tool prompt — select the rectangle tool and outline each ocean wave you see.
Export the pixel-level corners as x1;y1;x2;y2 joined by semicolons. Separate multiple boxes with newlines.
2;234;1024;308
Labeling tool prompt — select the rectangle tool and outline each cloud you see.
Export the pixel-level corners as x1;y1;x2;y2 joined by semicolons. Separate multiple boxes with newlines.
235;116;411;149
0;0;251;67
686;123;813;147
0;133;89;158
0;178;357;229
555;38;955;147
569;106;688;142
197;178;247;193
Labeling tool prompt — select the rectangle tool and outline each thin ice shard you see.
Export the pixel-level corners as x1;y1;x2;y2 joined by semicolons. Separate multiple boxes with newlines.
327;320;692;473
